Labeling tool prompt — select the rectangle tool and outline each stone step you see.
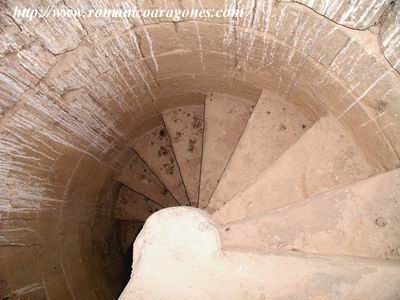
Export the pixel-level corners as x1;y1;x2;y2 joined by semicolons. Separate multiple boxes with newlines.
213;113;376;223
114;186;164;222
133;124;190;206
219;168;400;260
207;90;313;212
163;104;205;206
116;149;179;208
198;93;254;209
120;207;400;300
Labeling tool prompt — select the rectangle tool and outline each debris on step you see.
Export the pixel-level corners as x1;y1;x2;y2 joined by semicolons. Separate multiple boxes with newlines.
163;105;205;206
133;125;190;205
187;138;196;153
207;90;314;213
116;150;178;207
158;146;169;156
163;163;174;175
213;113;377;223
218;168;400;260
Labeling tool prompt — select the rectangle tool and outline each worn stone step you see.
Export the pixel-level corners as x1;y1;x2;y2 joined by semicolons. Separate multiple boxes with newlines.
207;90;313;212
198;93;254;209
116;149;179;208
219;168;400;260
114;186;164;222
213;114;377;223
120;207;400;300
133;124;190;206
163;104;205;206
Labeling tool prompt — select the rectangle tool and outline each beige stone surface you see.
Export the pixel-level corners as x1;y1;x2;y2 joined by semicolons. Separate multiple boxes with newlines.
114;186;163;222
380;1;400;74
295;58;400;170
5;0;86;55
207;90;313;212
199;93;254;208
163;104;205;206
213;114;376;223
289;0;392;30
133;125;190;206
154;93;207;112
1;0;400;298
116;149;178;208
219;168;400;260
120;207;400;300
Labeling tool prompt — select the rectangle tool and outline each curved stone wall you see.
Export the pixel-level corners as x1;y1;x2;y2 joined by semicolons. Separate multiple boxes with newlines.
0;0;399;298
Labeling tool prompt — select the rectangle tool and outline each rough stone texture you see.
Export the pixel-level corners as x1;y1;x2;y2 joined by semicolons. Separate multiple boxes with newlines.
120;207;400;300
0;0;400;298
0;41;57;119
116;149;178;208
294;57;400;170
380;1;400;74
0;14;34;58
287;0;392;30
114;186;163;222
219;168;400;260
63;0;135;43
133;125;190;206
5;0;86;55
163;104;205;206
198;93;254;208
213;114;376;223
207;90;313;212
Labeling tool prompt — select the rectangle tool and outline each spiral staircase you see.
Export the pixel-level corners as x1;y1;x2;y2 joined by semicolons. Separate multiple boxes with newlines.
1;0;400;299
116;92;400;299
